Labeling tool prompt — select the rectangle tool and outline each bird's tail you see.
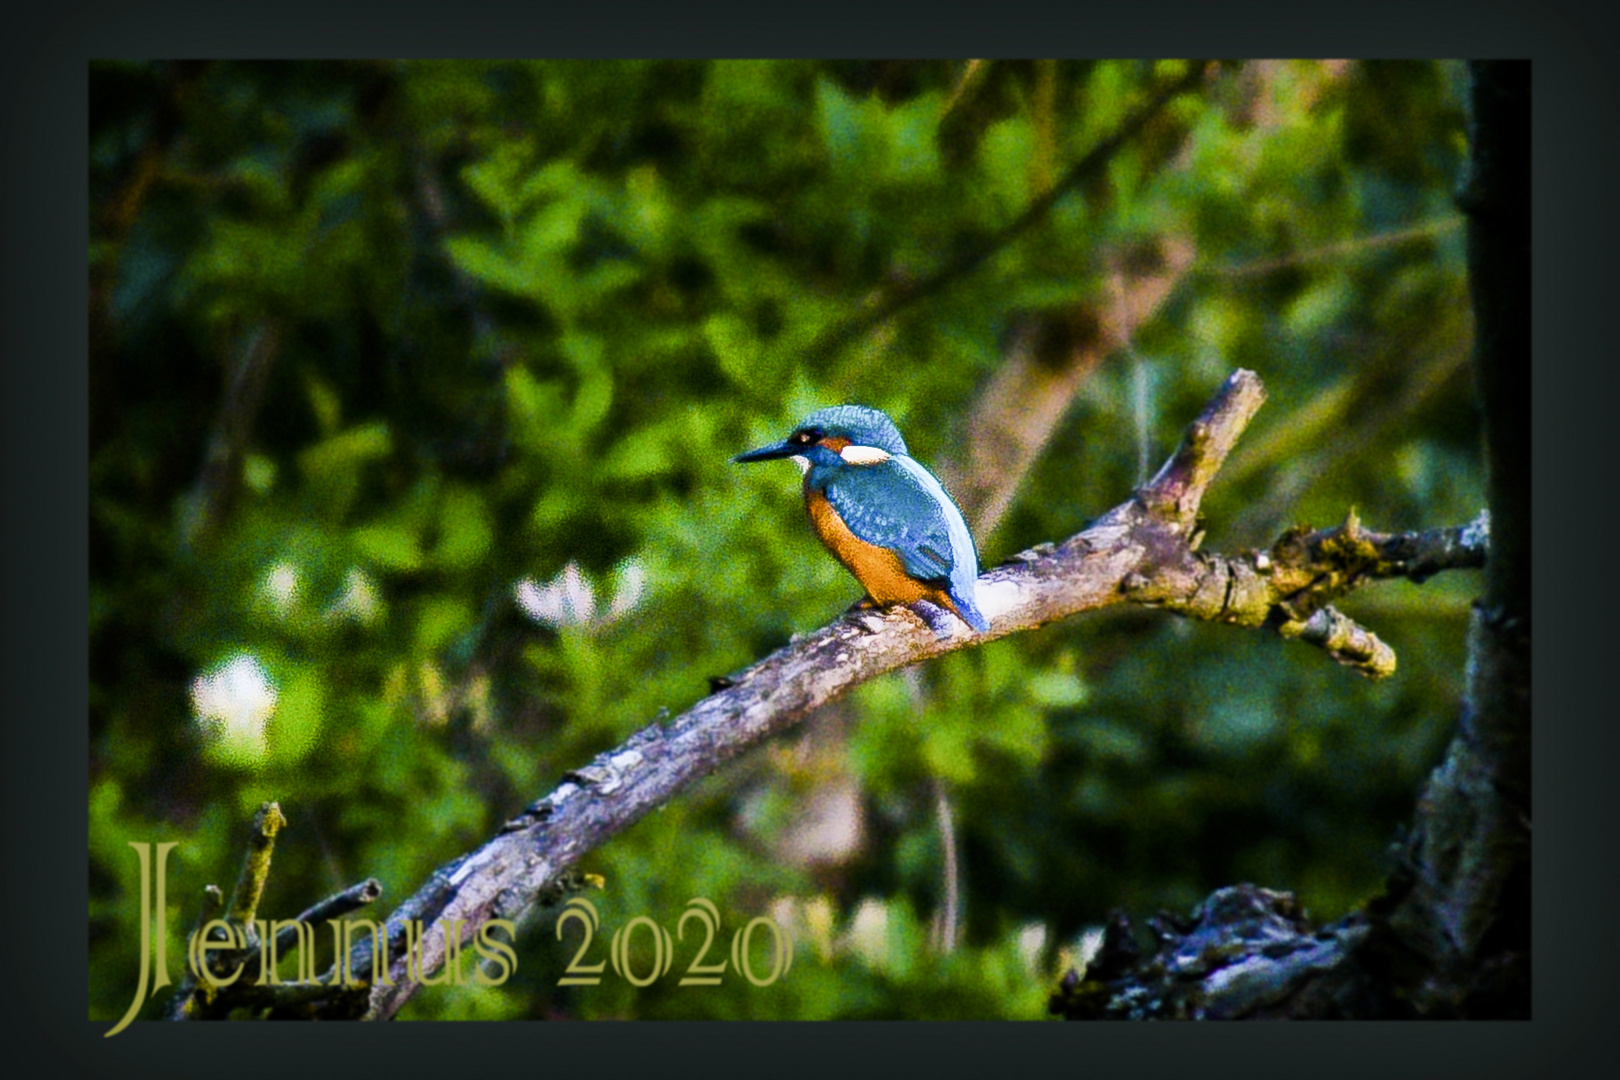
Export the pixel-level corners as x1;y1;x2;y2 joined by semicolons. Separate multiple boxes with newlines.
946;589;991;634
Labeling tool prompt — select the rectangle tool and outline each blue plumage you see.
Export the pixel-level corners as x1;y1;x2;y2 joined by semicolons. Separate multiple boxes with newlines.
734;405;990;634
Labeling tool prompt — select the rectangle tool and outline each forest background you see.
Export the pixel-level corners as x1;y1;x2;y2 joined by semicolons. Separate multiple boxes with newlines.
88;59;1482;1021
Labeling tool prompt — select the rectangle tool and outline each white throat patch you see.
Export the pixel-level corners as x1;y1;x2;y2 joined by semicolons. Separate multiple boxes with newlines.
839;445;893;466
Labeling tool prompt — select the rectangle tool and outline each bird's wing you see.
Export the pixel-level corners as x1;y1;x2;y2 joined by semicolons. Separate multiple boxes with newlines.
824;461;959;583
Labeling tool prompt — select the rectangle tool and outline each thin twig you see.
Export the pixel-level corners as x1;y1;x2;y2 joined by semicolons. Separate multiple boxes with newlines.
1203;216;1463;278
933;778;960;954
275;878;384;957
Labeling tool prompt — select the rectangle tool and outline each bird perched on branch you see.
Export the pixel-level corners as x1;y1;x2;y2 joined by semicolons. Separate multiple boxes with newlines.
733;405;990;634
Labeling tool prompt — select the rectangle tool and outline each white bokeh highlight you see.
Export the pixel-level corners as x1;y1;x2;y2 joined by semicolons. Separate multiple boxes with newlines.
189;653;277;766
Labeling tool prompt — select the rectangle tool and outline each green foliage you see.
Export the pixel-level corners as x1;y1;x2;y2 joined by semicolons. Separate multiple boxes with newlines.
90;60;1476;1022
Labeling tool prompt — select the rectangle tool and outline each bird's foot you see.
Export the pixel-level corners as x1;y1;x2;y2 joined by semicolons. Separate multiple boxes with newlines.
909;602;959;641
845;597;889;633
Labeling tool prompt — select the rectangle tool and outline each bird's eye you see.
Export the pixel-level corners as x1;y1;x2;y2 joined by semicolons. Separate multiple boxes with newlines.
794;430;818;445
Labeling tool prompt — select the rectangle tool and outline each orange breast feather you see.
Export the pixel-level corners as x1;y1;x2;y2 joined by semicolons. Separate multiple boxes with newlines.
804;486;963;616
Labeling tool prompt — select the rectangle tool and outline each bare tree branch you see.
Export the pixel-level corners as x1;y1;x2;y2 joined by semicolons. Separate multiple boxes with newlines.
279;878;384;954
180;320;283;552
167;803;288;1021
1127;509;1490;679
321;368;1476;1020
168;366;1490;1022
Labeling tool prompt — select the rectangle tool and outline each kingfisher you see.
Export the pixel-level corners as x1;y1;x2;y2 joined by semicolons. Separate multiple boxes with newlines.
733;405;991;634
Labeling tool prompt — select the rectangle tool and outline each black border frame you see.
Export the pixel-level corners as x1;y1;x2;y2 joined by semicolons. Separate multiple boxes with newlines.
9;3;1612;1075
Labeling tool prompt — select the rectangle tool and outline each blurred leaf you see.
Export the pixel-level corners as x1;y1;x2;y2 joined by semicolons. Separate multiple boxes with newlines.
270;664;325;765
434;486;494;571
352;521;423;572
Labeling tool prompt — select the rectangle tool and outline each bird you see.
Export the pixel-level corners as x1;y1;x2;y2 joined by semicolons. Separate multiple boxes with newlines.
733;405;991;634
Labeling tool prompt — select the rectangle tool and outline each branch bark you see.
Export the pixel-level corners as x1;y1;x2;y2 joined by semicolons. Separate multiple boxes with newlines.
165;361;1489;1022
311;368;1471;1020
341;369;1269;1018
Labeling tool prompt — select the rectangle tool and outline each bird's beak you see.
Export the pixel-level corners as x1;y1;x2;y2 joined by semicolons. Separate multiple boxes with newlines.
732;438;800;464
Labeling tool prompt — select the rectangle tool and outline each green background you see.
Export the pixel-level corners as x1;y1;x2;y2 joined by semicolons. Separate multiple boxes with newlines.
90;59;1480;1021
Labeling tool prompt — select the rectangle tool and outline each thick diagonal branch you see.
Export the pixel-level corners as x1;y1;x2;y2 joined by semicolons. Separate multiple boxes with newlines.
337;370;1263;1017
318;368;1453;1020
157;367;1483;1022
